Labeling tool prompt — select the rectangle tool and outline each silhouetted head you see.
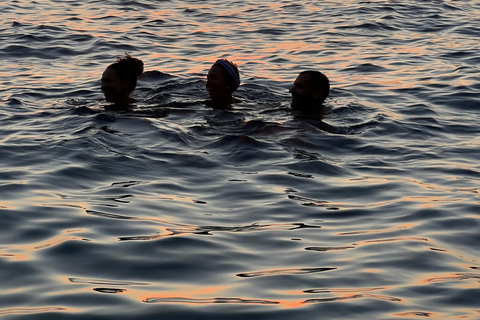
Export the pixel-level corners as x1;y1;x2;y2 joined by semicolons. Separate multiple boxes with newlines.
289;71;330;116
101;54;144;107
206;59;240;105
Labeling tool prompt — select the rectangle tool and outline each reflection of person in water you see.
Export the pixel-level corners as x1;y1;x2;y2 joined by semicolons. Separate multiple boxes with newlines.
289;70;330;118
101;54;144;109
205;59;240;108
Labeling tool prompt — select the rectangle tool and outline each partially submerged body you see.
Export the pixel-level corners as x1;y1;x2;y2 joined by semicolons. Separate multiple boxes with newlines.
289;70;330;119
205;59;240;108
101;54;144;110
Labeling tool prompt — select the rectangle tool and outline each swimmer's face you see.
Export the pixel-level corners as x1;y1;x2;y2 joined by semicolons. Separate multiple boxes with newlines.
289;73;319;113
101;67;130;104
206;65;230;100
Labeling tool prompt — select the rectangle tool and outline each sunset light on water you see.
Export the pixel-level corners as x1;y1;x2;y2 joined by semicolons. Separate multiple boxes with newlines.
1;0;479;319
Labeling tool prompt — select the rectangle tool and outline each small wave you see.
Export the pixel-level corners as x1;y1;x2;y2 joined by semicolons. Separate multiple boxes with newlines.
336;22;399;31
93;288;126;293
425;273;480;283
305;246;355;252
304;287;385;294
68;277;149;286
237;267;336;278
144;297;279;305
0;307;67;316
394;311;433;318
341;63;391;73
304;293;402;304
86;209;136;220
118;222;317;241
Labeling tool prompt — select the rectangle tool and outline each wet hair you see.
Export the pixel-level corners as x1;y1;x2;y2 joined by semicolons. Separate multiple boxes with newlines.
300;70;330;102
213;59;240;92
107;54;144;92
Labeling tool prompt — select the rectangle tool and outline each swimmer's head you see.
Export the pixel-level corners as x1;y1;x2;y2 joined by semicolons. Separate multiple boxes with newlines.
289;71;330;116
101;54;144;106
206;59;240;105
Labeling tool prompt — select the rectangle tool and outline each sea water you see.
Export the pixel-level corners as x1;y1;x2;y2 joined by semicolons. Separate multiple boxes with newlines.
1;0;479;319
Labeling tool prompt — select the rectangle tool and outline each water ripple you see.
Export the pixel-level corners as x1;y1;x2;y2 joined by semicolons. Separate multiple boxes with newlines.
237;267;336;278
144;297;279;305
2;0;480;319
0;307;68;316
304;293;402;304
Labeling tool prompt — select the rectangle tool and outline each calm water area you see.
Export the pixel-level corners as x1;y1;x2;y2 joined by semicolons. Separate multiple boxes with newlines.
1;0;479;319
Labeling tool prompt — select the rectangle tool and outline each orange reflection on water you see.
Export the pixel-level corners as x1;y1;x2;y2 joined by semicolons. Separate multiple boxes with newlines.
0;306;79;317
393;311;440;319
354;236;429;247
123;283;404;309
278;286;396;308
338;223;416;236
146;54;211;75
158;193;202;203
138;291;404;309
0;201;15;210
417;272;480;286
0;228;87;261
0;252;29;261
147;53;281;77
361;268;382;274
396;195;465;209
349;74;412;90
153;10;174;17
135;284;232;302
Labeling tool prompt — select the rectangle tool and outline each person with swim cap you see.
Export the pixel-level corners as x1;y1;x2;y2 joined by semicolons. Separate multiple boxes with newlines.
205;58;240;107
101;54;144;109
289;70;330;118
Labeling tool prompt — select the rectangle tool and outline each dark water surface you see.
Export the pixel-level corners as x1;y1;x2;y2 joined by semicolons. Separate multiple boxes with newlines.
1;0;480;319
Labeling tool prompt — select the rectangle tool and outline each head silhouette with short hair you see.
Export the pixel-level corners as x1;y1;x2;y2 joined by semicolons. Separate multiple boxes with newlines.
289;70;330;116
